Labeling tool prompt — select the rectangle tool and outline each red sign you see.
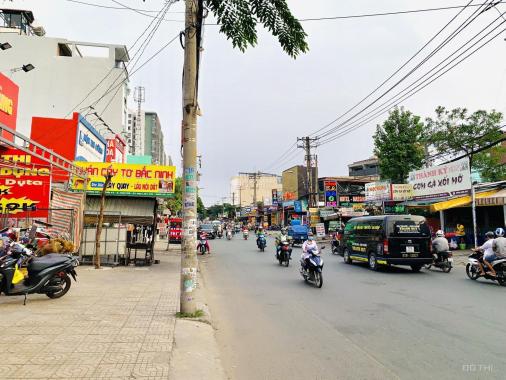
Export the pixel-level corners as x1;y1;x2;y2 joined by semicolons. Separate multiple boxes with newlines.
106;134;126;163
0;148;51;218
0;74;19;142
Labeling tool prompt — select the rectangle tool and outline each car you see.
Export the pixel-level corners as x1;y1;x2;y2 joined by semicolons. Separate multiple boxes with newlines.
341;215;432;272
198;223;216;239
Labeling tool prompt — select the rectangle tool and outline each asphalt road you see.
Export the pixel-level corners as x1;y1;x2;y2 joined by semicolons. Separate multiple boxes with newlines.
200;235;506;380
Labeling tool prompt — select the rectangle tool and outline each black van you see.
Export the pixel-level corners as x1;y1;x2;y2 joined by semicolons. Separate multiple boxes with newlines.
341;215;432;272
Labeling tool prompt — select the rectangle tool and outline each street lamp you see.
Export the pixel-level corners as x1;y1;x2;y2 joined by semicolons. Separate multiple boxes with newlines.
0;42;12;50
10;63;35;73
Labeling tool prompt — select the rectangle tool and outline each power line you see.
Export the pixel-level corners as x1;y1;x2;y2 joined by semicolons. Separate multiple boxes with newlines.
64;0;184;16
320;13;506;145
315;0;492;141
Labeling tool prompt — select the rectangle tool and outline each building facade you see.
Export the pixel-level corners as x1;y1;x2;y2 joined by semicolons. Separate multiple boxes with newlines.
348;157;380;177
126;109;167;164
230;174;282;207
0;8;130;138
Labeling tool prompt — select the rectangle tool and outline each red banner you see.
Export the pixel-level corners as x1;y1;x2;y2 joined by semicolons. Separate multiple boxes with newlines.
0;74;19;142
0;148;51;218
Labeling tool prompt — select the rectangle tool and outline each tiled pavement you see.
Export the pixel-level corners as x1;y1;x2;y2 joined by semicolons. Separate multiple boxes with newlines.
0;243;180;380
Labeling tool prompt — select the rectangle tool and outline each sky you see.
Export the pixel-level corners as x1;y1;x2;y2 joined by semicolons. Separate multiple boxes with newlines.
3;0;506;206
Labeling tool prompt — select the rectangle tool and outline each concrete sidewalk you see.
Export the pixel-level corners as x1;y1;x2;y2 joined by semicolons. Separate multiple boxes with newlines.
0;242;225;380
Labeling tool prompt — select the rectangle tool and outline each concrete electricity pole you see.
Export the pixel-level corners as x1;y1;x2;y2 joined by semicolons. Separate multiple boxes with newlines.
297;137;318;208
94;172;112;269
180;0;200;314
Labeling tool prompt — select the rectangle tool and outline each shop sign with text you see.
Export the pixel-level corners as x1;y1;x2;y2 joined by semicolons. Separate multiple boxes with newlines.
408;158;471;200
0;74;19;142
324;180;337;207
365;181;391;201
71;162;176;198
0;148;50;217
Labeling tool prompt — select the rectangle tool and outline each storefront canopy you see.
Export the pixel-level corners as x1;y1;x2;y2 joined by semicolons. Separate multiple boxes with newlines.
429;189;499;213
84;196;156;225
476;188;506;206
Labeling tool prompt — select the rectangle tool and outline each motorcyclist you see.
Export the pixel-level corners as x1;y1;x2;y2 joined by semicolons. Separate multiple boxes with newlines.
432;230;449;262
493;227;506;259
256;226;265;247
275;228;289;257
473;231;496;276
301;232;318;270
197;232;211;253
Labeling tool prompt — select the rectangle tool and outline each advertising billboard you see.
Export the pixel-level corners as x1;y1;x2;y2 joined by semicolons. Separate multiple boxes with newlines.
0;148;51;217
365;181;391;201
106;134;126;163
0;73;19;142
408;157;471;200
75;119;106;162
272;189;279;206
391;184;414;201
324;180;337;207
71;162;176;198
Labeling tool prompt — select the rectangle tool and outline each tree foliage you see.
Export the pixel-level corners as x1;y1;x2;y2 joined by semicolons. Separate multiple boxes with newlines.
206;0;308;58
373;107;426;183
206;203;236;219
473;145;506;182
425;106;503;169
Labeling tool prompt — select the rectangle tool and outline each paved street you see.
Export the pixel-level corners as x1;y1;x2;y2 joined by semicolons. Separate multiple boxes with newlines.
0;247;179;380
201;235;506;380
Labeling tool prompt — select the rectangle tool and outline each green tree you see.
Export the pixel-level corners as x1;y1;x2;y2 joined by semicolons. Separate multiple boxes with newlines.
473;145;506;182
373;107;426;183
207;203;236;219
165;177;205;217
425;107;504;172
206;0;308;58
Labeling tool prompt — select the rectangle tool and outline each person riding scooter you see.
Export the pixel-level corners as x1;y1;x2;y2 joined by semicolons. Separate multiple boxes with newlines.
301;232;318;271
256;226;265;246
275;228;289;257
493;227;506;259
473;231;496;277
197;232;211;254
432;230;449;262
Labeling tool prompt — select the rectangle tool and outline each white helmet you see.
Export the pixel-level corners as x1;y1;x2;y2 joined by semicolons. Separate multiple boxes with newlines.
496;227;505;237
436;230;444;237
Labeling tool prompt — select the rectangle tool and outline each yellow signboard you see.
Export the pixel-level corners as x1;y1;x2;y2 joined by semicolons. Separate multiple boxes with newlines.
71;162;176;198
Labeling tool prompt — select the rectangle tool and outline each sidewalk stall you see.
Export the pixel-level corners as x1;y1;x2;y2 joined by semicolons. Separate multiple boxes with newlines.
71;161;175;266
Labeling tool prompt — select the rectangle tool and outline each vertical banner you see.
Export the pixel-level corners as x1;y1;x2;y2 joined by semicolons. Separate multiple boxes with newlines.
324;180;337;207
272;189;279;206
0;73;19;142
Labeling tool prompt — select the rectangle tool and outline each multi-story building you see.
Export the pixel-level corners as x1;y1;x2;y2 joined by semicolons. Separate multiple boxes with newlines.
230;173;282;207
0;8;130;137
126;109;168;164
348;156;380;177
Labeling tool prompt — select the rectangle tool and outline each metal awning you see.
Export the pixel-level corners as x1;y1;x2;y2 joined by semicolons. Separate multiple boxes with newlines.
476;188;506;206
84;196;156;225
429;189;499;213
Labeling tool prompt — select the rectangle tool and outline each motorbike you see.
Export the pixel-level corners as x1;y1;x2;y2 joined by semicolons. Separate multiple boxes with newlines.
226;230;232;240
425;250;453;273
257;234;267;252
466;252;506;286
0;243;78;303
277;241;291;266
243;230;249;240
331;239;340;255
197;234;209;254
217;230;223;239
300;246;325;288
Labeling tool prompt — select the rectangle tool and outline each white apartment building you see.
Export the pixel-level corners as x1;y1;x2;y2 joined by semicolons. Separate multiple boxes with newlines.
0;8;130;137
127;109;169;165
230;174;282;207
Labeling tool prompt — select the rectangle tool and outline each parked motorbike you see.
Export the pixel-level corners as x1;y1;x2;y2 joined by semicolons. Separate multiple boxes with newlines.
0;243;78;303
243;230;249;240
197;234;209;255
466;252;506;286
257;234;267;252
300;246;325;288
226;230;232;240
277;241;292;266
425;250;453;273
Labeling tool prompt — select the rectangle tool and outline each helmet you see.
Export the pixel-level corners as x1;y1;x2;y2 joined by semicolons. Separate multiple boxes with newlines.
281;228;287;233
495;227;505;237
486;231;495;239
436;230;444;237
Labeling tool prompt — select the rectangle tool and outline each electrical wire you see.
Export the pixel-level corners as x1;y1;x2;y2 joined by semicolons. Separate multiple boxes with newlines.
315;0;492;141
317;16;506;146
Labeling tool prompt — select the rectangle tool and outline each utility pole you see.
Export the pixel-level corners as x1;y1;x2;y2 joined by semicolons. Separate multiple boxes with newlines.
239;171;277;206
297;137;318;208
133;86;145;155
180;0;200;314
94;172;112;269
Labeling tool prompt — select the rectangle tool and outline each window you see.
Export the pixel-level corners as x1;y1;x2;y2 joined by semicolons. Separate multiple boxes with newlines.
57;43;72;57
